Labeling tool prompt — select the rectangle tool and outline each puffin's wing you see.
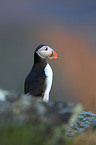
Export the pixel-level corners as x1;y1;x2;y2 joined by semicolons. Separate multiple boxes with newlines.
24;73;46;96
24;79;30;94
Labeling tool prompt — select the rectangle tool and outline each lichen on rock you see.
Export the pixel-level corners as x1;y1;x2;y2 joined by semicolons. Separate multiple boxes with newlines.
2;89;96;145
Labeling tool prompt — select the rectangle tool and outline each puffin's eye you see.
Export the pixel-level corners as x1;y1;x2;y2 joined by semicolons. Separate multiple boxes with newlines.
45;47;48;51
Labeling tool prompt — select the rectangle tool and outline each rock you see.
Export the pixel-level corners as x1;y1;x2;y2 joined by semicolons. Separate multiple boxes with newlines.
0;89;83;126
1;89;96;144
0;89;83;145
65;111;96;136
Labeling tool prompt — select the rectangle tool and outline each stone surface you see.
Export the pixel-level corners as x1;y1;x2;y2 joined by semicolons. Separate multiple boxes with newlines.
1;89;96;144
66;111;96;136
0;89;83;127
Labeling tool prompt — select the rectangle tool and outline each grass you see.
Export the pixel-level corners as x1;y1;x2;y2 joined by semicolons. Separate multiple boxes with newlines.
0;122;96;145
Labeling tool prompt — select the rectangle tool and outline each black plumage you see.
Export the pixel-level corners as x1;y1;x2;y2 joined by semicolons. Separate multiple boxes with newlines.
24;46;47;97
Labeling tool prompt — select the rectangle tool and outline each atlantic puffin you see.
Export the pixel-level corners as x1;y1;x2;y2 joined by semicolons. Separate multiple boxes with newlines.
24;44;58;102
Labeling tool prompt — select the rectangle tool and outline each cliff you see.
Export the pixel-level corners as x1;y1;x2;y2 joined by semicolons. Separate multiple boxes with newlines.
0;89;96;145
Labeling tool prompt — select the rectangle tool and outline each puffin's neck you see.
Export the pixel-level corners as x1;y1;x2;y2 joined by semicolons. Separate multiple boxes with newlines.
34;52;47;66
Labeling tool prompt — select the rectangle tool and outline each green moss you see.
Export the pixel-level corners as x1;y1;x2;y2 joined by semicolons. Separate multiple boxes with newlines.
0;121;54;145
0;122;96;145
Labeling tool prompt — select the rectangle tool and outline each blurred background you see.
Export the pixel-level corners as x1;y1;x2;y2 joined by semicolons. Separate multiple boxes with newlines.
0;0;96;112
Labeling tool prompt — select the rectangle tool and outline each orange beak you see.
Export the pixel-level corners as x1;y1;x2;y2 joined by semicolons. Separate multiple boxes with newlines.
48;49;58;59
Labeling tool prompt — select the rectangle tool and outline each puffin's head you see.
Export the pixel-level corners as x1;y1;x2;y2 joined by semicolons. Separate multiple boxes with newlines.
35;44;58;59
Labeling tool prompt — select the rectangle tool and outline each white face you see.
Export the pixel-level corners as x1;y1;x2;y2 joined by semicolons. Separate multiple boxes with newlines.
36;45;52;58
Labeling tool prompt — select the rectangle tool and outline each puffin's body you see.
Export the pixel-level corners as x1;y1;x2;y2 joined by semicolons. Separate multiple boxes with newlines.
24;45;58;102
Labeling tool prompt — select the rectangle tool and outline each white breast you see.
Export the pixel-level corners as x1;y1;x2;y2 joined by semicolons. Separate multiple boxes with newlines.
43;63;53;102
